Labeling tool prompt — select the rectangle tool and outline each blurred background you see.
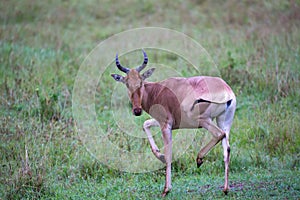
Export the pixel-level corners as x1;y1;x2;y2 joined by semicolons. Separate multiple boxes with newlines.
1;0;299;199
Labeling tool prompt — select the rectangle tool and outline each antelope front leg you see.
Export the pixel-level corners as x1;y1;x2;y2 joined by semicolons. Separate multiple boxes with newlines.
196;119;226;167
143;119;166;163
161;123;172;197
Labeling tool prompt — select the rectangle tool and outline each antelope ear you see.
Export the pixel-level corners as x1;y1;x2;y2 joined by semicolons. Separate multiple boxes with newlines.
141;68;155;80
111;74;125;83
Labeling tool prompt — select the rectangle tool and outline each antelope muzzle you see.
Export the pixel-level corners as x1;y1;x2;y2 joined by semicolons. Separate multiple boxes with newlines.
131;90;142;116
133;107;142;116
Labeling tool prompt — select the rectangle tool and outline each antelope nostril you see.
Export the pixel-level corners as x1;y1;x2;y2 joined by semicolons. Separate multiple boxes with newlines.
133;108;142;116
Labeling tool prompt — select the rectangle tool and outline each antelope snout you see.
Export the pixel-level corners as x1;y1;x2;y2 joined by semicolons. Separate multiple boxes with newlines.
133;107;142;116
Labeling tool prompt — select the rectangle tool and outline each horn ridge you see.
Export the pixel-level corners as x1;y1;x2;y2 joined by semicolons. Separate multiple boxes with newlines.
136;49;148;72
116;53;130;73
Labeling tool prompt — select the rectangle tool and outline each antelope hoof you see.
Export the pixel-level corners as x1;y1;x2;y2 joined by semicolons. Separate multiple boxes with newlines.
196;157;204;168
161;189;170;197
223;188;229;195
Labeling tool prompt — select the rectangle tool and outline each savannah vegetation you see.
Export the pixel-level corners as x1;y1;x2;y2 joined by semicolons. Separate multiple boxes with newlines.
1;0;299;199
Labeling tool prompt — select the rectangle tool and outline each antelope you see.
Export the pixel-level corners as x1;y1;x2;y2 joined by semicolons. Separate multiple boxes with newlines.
111;50;236;197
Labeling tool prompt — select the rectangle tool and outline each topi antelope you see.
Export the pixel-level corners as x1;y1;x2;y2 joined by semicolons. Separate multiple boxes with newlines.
111;50;236;197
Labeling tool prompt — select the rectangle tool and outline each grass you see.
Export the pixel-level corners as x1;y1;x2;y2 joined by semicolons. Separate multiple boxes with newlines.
1;0;300;199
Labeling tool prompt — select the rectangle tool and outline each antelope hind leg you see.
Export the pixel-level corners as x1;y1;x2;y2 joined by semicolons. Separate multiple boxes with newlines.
196;119;226;167
217;99;236;195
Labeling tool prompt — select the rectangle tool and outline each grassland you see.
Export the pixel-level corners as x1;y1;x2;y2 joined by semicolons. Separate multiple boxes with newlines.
1;0;300;199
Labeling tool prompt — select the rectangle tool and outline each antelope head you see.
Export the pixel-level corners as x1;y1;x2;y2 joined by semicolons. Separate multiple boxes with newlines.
111;50;155;116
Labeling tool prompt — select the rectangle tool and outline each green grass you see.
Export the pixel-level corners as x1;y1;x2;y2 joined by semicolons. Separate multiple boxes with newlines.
1;0;300;199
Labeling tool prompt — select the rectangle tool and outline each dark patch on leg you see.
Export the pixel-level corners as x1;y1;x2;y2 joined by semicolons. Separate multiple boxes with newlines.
227;147;230;153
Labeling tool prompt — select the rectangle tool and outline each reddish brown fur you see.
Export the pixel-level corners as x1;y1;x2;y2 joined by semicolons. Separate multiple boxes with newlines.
112;53;236;197
142;82;181;128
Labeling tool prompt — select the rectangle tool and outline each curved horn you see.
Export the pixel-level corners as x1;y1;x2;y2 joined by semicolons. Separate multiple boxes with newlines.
116;53;130;73
136;49;148;72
